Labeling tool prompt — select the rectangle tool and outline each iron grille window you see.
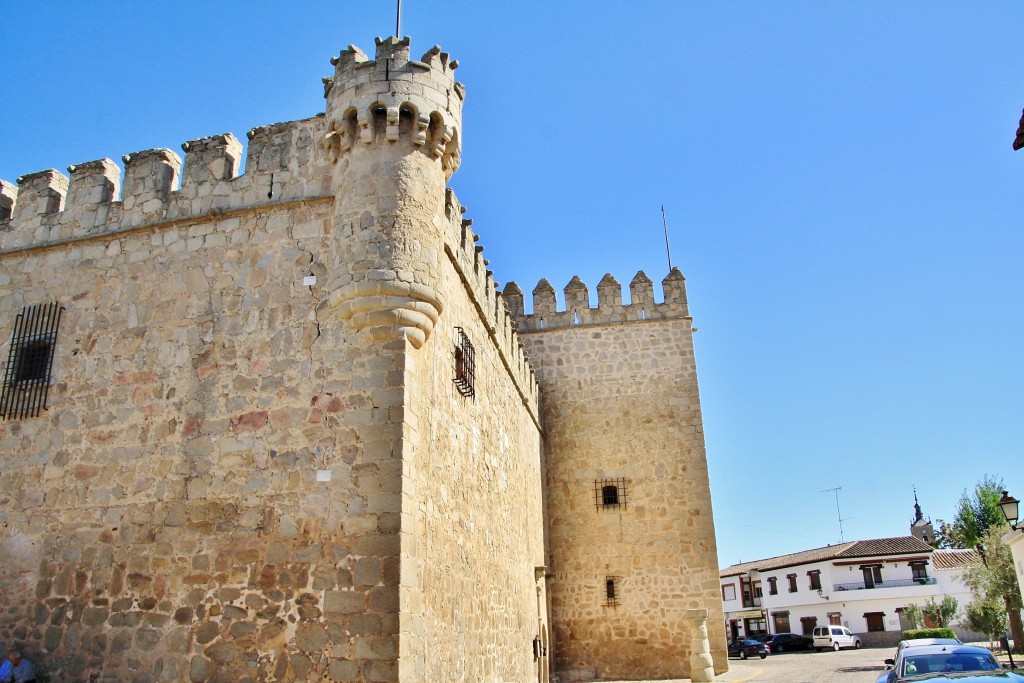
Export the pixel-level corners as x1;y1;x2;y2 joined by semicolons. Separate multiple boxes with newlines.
594;478;628;510
605;576;621;607
1;302;64;420
453;327;475;397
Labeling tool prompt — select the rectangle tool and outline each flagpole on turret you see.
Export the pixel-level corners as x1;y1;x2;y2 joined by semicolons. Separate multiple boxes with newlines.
396;0;403;37
661;205;674;272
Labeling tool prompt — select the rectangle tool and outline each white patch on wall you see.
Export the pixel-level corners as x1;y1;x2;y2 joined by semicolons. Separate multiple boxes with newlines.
303;275;316;287
316;469;332;481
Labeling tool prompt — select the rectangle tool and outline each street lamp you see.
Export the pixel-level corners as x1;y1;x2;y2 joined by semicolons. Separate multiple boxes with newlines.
998;490;1020;530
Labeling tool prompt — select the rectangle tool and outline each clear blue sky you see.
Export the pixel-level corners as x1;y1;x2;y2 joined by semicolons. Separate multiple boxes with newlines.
3;2;1023;568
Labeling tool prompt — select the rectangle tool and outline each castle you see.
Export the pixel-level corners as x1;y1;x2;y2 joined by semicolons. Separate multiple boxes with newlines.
0;36;725;682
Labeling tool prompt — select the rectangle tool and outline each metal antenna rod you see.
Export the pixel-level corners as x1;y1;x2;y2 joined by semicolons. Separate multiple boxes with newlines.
820;486;848;542
661;205;674;272
396;0;402;37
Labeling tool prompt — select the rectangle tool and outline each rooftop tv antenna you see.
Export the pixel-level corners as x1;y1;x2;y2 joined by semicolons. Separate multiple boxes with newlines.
661;205;674;272
396;0;403;37
820;486;849;542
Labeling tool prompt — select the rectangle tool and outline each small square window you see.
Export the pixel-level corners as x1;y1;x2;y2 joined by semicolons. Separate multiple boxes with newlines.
453;327;475;397
594;478;628;511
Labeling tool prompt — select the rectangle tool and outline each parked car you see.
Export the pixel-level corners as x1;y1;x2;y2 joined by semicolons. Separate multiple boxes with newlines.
764;632;813;652
812;625;862;651
890;637;962;663
875;643;1022;683
728;638;770;660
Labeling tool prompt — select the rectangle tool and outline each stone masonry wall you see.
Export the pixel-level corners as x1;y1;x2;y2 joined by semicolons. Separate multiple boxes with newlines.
400;205;548;680
0;33;551;683
0;111;400;683
0;30;723;683
0;191;417;683
509;273;728;680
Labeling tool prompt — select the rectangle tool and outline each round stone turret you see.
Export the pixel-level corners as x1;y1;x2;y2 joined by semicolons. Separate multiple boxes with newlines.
323;36;466;348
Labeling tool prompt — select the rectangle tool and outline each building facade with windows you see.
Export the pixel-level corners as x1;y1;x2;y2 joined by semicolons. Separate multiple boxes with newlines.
720;537;977;646
0;36;725;683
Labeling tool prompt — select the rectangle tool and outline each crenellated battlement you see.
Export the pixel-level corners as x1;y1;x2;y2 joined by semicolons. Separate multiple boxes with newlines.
0;116;331;252
503;269;691;332
441;188;540;416
322;37;464;177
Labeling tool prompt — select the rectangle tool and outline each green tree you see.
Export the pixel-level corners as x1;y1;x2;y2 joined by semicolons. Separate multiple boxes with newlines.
934;475;1006;556
963;594;1009;646
922;595;959;628
902;603;923;630
963;525;1024;652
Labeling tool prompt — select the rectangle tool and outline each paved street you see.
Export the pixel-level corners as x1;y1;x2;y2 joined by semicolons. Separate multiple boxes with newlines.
601;645;894;683
717;646;892;683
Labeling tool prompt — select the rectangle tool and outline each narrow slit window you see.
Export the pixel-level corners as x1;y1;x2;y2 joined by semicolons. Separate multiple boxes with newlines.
594;478;628;510
605;576;621;607
1;302;64;420
453;327;475;397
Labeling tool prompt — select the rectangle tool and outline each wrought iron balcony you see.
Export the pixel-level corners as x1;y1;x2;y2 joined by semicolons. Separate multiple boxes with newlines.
832;577;936;592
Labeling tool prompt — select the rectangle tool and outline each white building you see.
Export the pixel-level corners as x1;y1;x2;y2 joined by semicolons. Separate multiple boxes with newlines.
720;537;977;647
1002;528;1024;600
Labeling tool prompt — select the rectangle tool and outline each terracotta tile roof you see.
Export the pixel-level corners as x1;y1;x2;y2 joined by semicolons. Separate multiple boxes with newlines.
931;549;978;570
836;536;933;558
720;542;857;577
719;536;934;578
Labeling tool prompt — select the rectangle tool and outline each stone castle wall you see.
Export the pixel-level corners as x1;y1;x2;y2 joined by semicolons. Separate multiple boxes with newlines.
402;204;548;680
0;37;546;683
0;159;382;682
507;272;728;680
0;31;724;683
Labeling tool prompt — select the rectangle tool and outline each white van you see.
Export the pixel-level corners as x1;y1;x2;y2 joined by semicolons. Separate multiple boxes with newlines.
812;625;862;651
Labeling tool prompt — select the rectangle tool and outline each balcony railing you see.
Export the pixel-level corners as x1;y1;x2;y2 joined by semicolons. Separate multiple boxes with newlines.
833;577;936;592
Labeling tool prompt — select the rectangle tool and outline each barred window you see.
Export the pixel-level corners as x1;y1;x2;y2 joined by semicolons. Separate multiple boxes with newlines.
605;576;621;607
1;302;64;419
594;478;628;510
453;327;475;397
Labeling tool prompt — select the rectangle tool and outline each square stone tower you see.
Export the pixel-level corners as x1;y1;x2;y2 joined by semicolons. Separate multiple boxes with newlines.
505;271;728;680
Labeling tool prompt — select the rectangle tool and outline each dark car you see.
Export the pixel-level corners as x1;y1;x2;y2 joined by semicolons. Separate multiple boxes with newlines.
890;637;962;663
728;638;769;660
874;643;1022;683
764;632;813;652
